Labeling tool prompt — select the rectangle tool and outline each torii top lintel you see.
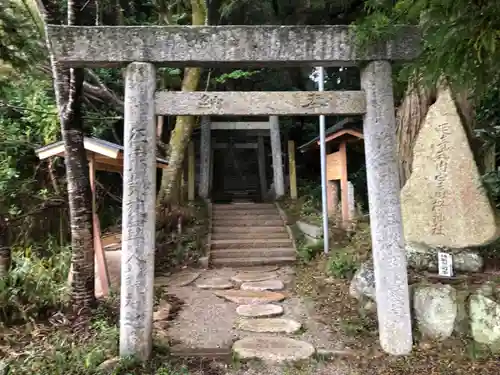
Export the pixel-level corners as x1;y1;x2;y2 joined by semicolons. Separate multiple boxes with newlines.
47;25;421;68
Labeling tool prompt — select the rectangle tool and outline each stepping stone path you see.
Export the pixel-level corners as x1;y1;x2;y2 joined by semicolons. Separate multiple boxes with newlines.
237;317;302;333
168;266;317;364
231;272;278;283
240;279;284;291
168;271;201;287
196;277;233;290
214;290;286;304
225;267;315;363
236;304;284;318
233;336;315;363
237;266;279;273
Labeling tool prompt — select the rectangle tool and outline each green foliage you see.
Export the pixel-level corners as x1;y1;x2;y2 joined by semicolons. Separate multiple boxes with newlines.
3;318;119;375
0;0;44;74
297;239;324;263
214;69;262;84
326;250;357;279
0;242;70;323
326;224;371;278
0;74;60;219
355;0;500;96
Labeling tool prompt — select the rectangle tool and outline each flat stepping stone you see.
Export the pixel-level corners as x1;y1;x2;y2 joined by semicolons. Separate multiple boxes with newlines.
231;272;278;283
169;271;201;287
236;304;284;318
233;336;315;363
237;266;279;273
214;290;286;304
196;277;233;290
240;279;284;291
237;318;301;333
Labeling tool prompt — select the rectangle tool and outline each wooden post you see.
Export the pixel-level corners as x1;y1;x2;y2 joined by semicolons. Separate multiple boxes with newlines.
327;180;339;215
89;153;110;297
288;140;297;199
339;141;349;228
199;116;211;199
188;141;195;201
209;147;214;197
347;181;356;220
269;116;284;198
257;136;267;200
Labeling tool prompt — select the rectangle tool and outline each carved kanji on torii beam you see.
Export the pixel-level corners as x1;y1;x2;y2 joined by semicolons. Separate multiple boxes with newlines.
47;24;421;360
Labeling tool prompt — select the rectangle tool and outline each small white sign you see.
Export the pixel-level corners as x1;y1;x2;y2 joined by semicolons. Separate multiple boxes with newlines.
438;252;453;277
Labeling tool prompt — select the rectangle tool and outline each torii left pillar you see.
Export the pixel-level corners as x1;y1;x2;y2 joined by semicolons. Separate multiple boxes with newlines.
120;62;156;360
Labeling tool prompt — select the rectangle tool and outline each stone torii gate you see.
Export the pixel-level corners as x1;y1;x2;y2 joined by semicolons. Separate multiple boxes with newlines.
47;25;421;359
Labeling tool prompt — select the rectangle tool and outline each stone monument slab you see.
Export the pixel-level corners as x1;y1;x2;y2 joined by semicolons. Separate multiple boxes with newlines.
401;87;498;248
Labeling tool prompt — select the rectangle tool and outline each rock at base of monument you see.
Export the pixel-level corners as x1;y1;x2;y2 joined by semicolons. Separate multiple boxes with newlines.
470;292;500;352
349;261;375;301
400;87;498;248
406;242;484;273
413;284;458;341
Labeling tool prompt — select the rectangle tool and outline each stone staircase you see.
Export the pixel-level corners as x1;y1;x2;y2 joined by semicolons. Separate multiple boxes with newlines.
210;203;296;267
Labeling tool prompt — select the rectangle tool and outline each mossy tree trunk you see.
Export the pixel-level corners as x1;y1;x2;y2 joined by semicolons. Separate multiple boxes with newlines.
157;0;207;206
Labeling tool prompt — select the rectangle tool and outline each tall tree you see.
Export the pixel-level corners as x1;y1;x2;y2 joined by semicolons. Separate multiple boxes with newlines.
356;0;500;186
157;0;207;205
36;0;95;311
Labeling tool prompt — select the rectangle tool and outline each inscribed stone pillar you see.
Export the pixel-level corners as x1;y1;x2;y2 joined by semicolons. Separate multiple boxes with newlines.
361;60;412;356
199;116;211;199
269;116;285;198
120;62;156;360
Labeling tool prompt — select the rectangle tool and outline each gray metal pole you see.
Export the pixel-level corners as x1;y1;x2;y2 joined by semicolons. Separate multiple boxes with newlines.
317;67;329;254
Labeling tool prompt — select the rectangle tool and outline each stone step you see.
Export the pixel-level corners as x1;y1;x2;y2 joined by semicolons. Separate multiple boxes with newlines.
232;337;315;363
211;232;291;240
212;211;280;218
195;277;234;290
231;272;278;283
212;219;284;227
236;304;284;318
213;203;276;210
214;289;286;304
212;226;287;234
211;238;292;249
211;256;295;267
211;248;295;259
240;279;285;291
237;318;302;334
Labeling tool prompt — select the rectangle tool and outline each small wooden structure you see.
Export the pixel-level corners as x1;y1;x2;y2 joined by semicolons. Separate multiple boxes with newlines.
299;119;363;227
35;137;169;297
187;117;297;202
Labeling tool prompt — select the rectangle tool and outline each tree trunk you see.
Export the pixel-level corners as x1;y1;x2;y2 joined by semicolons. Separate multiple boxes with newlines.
395;78;437;188
37;0;95;310
157;0;207;205
396;79;491;188
0;216;10;278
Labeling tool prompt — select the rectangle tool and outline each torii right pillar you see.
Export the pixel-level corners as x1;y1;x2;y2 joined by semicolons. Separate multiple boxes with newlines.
361;60;413;356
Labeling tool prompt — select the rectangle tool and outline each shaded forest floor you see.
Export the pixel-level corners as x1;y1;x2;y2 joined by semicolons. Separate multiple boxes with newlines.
293;256;500;375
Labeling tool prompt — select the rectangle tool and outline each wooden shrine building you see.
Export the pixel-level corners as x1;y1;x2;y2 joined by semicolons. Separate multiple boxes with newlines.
299;118;364;227
187;116;296;203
